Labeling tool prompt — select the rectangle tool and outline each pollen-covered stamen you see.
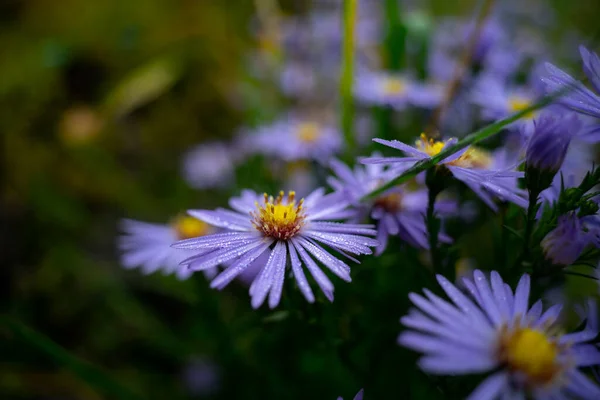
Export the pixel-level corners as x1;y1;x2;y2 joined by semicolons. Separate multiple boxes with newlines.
416;133;492;169
251;190;306;240
498;326;562;385
173;215;211;240
416;133;447;157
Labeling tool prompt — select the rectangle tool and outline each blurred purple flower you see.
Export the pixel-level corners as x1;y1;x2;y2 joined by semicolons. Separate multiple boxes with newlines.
239;115;343;164
284;161;318;195
118;217;217;280
472;75;540;134
328;158;455;254
173;189;378;309
279;62;318;98
182;142;235;189
399;270;600;399
354;71;439;110
182;357;220;397
432;16;518;78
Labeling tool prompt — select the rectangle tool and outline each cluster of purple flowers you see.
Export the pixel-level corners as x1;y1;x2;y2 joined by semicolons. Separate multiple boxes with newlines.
116;2;600;398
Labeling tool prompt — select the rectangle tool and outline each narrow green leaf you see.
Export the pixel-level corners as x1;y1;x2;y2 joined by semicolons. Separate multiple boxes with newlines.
502;225;523;240
361;93;556;201
103;56;182;118
0;316;143;400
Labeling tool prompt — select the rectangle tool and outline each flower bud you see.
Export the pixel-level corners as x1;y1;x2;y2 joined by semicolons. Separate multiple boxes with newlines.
541;212;586;266
525;112;581;193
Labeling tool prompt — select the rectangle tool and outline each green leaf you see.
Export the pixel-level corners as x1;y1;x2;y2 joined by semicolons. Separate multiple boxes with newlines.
262;311;290;323
562;270;599;281
361;93;557;201
103;56;183;118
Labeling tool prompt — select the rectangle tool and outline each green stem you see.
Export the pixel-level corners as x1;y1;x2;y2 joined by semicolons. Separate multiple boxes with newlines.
384;0;406;70
425;168;446;273
499;204;508;270
426;186;441;273
519;188;540;268
340;0;357;156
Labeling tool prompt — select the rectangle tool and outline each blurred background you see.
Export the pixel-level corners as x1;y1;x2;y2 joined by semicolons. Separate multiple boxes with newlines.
2;0;600;399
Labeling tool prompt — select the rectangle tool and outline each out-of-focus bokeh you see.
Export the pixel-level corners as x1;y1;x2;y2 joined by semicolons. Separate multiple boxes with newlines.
2;0;600;399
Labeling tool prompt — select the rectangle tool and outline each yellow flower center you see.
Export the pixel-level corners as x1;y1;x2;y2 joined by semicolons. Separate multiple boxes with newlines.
374;192;403;213
252;191;305;240
173;215;211;240
415;133;492;169
416;133;446;157
508;96;535;119
296;122;321;143
382;77;406;95
500;327;560;385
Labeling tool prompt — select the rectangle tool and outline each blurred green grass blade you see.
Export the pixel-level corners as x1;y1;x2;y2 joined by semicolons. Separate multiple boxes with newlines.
1;316;143;400
340;0;357;155
384;0;406;70
103;56;183;118
361;95;554;201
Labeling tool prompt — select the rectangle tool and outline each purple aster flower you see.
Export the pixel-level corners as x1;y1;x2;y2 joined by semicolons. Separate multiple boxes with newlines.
541;212;590;266
173;189;378;309
362;135;528;211
239;114;343;164
526;112;580;174
399;270;600;399
354;71;435;110
182;142;235;189
328;157;455;255
427;41;461;84
302;1;381;50
542;46;600;141
471;74;540;134
481;43;524;80
337;389;364;400
432;16;518;78
467;18;507;65
118;216;217;280
525;111;582;193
